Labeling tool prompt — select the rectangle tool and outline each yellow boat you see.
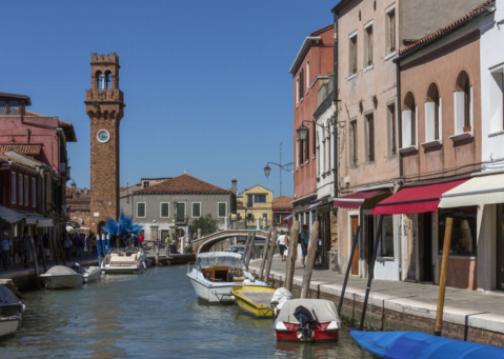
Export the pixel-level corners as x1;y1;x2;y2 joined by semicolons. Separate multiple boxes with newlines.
232;285;276;318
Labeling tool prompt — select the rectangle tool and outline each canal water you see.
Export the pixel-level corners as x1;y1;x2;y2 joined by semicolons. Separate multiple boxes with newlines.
1;266;372;359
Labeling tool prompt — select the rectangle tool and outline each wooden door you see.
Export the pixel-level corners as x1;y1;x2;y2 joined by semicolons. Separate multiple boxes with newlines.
351;215;359;275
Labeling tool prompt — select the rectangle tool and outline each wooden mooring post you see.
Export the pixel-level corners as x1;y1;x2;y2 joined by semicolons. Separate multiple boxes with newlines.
259;228;272;281
359;215;384;330
338;224;361;315
285;220;300;292
300;221;319;299
264;227;278;283
434;217;454;336
243;232;255;271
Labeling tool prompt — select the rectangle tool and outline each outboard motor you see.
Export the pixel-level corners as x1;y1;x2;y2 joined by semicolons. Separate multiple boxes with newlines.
293;305;316;342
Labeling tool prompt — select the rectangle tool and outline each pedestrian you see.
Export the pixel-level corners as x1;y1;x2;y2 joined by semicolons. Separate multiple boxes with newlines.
1;235;10;271
277;230;288;261
138;232;145;247
299;225;309;267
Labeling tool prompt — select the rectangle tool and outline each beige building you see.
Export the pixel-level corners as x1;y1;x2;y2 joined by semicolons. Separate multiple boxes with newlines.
332;0;486;281
237;185;273;230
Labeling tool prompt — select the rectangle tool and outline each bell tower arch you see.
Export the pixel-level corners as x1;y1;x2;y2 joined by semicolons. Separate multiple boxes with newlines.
85;53;125;232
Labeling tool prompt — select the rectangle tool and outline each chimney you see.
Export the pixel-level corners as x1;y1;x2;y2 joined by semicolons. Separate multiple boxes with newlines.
231;178;238;194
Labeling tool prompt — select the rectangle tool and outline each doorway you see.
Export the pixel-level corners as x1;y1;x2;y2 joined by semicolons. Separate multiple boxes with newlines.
497;205;504;290
420;213;433;282
351;215;359;275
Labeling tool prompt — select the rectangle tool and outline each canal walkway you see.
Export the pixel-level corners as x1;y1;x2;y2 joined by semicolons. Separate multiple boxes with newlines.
250;256;504;345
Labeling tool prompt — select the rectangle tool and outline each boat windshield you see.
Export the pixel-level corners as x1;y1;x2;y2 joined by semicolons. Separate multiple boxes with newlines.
197;256;242;269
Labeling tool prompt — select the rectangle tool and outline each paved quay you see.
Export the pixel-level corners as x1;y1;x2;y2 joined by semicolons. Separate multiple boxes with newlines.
249;257;504;346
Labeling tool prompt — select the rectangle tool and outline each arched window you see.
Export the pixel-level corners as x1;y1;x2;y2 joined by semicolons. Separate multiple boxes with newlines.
454;71;472;134
425;83;441;142
402;92;416;147
105;71;112;89
96;71;105;90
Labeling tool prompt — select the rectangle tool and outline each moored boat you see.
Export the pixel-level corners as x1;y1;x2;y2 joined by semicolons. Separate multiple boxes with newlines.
187;251;265;304
0;285;25;338
350;330;504;359
102;248;146;275
82;266;101;283
232;285;276;318
274;299;341;342
40;265;83;289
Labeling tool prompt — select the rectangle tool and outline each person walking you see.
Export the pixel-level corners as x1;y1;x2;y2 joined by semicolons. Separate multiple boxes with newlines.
277;231;288;261
1;235;10;271
299;225;309;267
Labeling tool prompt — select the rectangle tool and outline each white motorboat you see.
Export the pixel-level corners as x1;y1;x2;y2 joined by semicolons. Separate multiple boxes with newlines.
0;285;25;338
101;248;146;275
186;251;267;304
40;265;83;289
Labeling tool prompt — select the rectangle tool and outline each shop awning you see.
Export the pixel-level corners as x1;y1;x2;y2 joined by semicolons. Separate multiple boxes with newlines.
0;205;25;224
372;179;467;215
439;173;504;208
334;190;389;209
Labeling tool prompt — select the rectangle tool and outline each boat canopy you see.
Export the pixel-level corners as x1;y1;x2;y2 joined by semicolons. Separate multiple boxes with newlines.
0;285;21;307
196;251;243;268
276;299;339;324
42;265;80;276
351;330;504;359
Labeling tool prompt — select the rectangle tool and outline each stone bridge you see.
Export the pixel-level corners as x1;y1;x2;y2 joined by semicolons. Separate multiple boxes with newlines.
191;229;269;254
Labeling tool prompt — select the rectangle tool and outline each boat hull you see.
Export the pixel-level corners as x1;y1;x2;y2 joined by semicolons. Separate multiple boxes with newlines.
83;267;101;283
186;271;239;303
102;265;143;275
0;316;21;338
275;327;339;342
232;286;275;318
41;275;83;290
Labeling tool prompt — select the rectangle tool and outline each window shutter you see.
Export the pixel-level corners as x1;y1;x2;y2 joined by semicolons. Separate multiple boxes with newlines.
454;91;465;134
425;101;435;142
402;110;412;147
470;85;474;131
438;97;443;140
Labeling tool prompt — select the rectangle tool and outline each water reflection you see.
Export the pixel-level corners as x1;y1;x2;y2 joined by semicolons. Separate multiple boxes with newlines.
1;266;371;359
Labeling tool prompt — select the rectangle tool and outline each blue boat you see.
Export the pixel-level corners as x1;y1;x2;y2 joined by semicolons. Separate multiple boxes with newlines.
351;330;504;358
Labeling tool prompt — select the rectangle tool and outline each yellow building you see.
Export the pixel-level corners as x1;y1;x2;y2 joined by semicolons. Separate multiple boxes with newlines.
237;185;273;229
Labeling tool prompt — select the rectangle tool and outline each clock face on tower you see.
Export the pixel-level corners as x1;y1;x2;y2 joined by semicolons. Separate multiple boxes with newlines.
96;129;111;143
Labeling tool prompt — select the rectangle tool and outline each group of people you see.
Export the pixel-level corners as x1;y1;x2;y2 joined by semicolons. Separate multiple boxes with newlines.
0;232;50;272
275;225;323;267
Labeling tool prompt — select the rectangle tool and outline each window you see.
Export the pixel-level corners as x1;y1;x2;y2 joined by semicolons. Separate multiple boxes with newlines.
306;62;310;91
0;101;7;115
365;113;375;162
364;24;373;67
305;127;310;161
349;120;358;167
425;84;442;142
380;216;394;257
18;174;23;206
386;8;396;54
321;129;326;174
31;177;36;208
192;202;201;218
326;125;332;173
402;93;417;147
96;71;106;90
254;194;267;203
136;202;146;218
454;71;473;134
246;213;254;222
438;207;477;256
24;175;28;206
489;67;504;133
160;202;169;218
218;202;227;218
299;69;305;101
316;131;321;177
349;33;358;76
10;172;16;204
176;202;185;221
387;103;397;155
298;137;305;165
143;181;150;188
104;71;112;89
247;194;253;208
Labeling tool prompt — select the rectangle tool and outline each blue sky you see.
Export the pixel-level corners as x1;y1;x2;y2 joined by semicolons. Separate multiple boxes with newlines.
0;0;335;196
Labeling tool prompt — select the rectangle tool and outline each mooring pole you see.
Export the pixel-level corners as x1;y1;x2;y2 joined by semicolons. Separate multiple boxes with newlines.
434;217;454;336
264;227;278;283
259;228;272;280
359;215;384;330
243;232;254;270
338;224;361;315
285;220;300;292
301;220;320;299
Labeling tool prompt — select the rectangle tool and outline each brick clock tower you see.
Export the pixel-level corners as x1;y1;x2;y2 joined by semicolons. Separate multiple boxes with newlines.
85;53;125;233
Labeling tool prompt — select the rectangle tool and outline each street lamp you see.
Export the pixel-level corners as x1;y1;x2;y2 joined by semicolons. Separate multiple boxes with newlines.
297;124;309;141
263;164;272;178
263;143;293;196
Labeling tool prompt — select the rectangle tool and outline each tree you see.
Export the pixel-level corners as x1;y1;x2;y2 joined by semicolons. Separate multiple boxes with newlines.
190;214;218;237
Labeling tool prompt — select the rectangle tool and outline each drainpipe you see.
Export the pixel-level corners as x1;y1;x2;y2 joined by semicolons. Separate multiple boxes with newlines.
332;13;339;199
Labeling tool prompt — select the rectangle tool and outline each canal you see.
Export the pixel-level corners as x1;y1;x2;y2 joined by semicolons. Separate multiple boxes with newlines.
1;266;371;359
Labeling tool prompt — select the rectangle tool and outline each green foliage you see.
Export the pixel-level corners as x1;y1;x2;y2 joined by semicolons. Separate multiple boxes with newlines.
190;214;218;236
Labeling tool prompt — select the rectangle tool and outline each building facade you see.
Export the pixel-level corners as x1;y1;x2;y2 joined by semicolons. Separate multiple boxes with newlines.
237;185;273;230
120;174;235;246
